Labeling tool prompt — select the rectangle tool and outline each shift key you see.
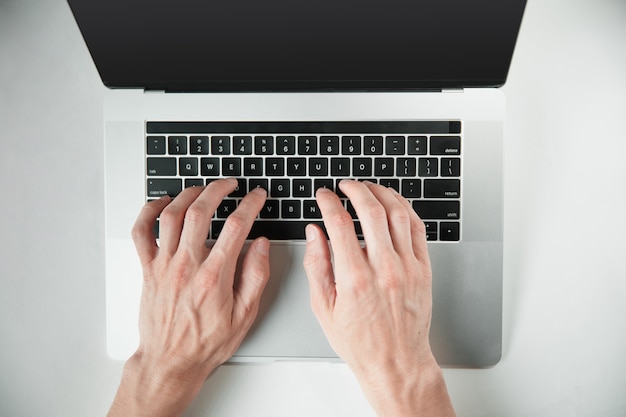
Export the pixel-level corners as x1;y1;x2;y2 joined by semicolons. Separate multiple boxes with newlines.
412;201;460;220
147;179;182;198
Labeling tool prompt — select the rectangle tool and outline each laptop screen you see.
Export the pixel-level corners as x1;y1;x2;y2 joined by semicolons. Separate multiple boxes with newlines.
68;0;526;91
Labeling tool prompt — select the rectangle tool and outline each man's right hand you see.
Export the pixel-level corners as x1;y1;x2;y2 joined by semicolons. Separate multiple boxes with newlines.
303;180;456;417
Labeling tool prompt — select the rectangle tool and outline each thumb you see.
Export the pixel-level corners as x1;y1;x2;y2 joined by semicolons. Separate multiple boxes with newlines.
233;237;271;326
303;224;336;320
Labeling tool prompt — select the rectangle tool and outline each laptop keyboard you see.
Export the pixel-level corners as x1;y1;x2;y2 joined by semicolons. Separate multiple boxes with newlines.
145;121;462;242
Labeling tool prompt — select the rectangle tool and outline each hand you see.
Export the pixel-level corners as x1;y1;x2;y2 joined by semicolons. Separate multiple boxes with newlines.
304;180;455;417
108;179;270;417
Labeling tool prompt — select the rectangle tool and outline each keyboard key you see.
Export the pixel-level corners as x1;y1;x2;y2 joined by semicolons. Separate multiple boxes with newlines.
147;179;182;198
179;157;198;176
244;157;264;176
185;179;204;188
440;222;460;241
396;158;417;177
265;158;285;176
217;199;237;218
282;200;301;219
430;136;461;155
314;179;334;192
249;178;268;192
346;200;357;219
211;136;230;155
200;157;220;176
233;136;253;155
255;136;274;155
293;179;312;197
147;157;176;176
260;200;280;219
277;136;296;155
287;158;307;176
401;179;421;198
298;136;317;155
407;136;427;155
441;158;461;177
211;220;327;240
424;179;461;198
229;178;247;197
364;136;383;155
168;136;187;155
331;158;350;176
190;136;210;155
353;158;373;177
147;136;166;155
303;200;322;219
342;136;361;155
418;158;438;177
309;158;329;176
424;222;438;241
374;158;394;176
379;178;400;192
385;136;405;155
412;201;460;220
222;158;241;176
320;136;340;155
335;179;347;198
270;179;290;197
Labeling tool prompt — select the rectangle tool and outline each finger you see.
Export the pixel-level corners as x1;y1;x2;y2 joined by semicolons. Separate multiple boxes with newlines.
131;196;172;266
206;187;267;284
339;180;393;252
363;182;413;256
391;190;431;266
303;223;336;319
232;237;271;327
315;186;364;265
157;186;205;255
179;178;239;251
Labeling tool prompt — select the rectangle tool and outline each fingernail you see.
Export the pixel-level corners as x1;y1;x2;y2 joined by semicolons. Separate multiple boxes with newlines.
226;177;238;185
251;187;267;196
389;187;400;195
255;237;270;256
362;180;374;186
305;224;317;242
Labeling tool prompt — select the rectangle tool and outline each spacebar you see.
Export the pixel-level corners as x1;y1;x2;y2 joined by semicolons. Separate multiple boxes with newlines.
211;220;326;240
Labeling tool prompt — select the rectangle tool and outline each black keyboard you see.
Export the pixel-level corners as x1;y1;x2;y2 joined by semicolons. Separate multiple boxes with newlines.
146;121;462;242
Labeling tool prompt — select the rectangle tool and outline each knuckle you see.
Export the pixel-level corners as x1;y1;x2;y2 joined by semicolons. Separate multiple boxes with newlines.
184;202;209;224
199;262;222;289
377;257;403;291
159;206;182;227
223;213;250;236
388;205;410;225
329;210;354;229
131;222;150;242
303;250;323;271
364;201;387;220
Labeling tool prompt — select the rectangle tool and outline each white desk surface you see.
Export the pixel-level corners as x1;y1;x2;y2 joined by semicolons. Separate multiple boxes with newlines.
1;1;625;416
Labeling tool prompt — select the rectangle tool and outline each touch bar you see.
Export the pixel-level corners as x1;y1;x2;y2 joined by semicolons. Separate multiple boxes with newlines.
147;121;461;135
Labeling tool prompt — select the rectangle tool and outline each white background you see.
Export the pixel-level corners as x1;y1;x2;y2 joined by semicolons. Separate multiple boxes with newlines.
1;0;625;416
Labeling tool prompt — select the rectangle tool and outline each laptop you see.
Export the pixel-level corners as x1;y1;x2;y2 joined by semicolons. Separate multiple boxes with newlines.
68;0;526;367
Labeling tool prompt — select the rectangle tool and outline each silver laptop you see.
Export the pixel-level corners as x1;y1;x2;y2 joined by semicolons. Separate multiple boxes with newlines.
68;0;526;367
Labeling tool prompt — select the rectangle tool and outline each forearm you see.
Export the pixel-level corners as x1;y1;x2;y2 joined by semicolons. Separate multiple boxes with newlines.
354;358;456;417
108;353;209;417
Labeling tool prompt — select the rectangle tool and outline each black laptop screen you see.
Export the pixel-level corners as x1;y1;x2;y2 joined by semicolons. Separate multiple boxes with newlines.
67;0;526;91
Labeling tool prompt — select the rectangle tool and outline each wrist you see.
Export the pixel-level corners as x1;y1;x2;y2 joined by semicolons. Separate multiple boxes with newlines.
353;355;456;417
108;352;212;417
